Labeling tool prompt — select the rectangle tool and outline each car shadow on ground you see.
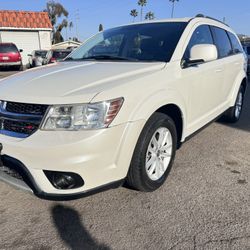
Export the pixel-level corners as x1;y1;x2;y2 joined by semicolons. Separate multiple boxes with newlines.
51;204;110;250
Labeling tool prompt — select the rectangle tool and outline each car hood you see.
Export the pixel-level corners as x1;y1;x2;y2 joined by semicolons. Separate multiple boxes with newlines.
0;61;165;104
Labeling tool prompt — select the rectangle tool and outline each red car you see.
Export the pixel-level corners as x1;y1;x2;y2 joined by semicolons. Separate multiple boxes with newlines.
0;43;23;70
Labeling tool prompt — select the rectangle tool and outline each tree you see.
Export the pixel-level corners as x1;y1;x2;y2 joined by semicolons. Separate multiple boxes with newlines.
138;0;147;21
99;24;104;32
169;0;179;18
130;9;138;22
44;1;69;44
54;18;69;43
145;11;155;20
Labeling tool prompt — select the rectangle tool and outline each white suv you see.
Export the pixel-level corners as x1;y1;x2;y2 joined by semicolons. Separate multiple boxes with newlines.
0;15;247;199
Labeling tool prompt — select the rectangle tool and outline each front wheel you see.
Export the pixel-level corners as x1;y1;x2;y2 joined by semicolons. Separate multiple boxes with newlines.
126;112;177;192
221;85;245;123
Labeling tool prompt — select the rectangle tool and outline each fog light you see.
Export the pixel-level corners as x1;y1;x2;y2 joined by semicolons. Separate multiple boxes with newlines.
44;171;84;190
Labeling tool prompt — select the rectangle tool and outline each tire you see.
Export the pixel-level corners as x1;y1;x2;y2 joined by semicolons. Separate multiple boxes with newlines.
126;112;177;192
221;85;245;123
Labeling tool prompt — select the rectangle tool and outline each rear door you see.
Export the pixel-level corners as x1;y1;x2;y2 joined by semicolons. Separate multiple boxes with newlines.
210;27;241;103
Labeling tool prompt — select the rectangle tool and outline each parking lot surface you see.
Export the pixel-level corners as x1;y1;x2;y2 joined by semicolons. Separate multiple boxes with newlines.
0;71;250;250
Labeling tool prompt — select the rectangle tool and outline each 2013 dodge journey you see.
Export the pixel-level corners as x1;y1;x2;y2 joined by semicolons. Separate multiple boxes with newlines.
0;15;247;200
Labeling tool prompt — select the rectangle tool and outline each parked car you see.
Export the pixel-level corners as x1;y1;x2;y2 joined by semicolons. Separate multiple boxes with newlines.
243;45;250;74
44;49;72;64
28;50;48;68
0;15;246;200
0;43;23;70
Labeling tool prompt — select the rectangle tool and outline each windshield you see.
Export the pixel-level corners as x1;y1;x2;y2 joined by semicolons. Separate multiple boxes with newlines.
0;44;18;53
67;22;187;62
53;51;71;60
52;50;71;60
35;51;47;58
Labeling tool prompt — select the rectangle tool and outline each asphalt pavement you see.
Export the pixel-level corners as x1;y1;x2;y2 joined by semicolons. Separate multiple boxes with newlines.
0;71;250;250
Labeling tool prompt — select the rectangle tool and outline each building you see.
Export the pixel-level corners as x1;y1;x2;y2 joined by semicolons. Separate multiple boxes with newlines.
52;40;82;50
0;10;52;66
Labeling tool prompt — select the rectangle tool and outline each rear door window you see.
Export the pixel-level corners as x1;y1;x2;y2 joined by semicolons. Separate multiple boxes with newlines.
227;32;243;54
210;27;232;58
246;47;250;55
184;25;214;59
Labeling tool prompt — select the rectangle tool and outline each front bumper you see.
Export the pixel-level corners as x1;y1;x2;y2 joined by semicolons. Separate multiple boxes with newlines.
0;120;145;199
0;155;124;200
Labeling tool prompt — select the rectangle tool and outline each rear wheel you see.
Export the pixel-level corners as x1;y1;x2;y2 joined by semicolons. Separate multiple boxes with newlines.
222;85;244;123
126;112;177;192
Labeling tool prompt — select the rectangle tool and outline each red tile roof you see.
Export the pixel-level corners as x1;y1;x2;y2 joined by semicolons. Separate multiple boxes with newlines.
0;10;52;29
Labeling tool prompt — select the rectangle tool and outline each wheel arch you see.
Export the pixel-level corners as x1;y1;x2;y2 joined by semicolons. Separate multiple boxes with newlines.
128;89;187;146
156;104;184;148
229;71;248;107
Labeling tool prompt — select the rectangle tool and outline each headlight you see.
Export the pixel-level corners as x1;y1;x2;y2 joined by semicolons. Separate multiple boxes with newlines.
41;98;124;130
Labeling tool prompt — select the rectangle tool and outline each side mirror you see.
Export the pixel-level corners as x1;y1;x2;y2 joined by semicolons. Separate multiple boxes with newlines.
182;44;218;68
19;49;23;53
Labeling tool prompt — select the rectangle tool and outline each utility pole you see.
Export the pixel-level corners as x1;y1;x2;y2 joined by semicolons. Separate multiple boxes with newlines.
170;0;179;18
75;9;80;41
223;17;226;23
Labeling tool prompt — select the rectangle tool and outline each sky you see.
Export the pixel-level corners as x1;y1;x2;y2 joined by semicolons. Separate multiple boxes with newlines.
1;0;250;41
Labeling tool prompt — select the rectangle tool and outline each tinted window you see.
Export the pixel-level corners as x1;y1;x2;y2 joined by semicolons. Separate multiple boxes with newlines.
211;27;232;58
53;51;71;60
246;47;250;55
67;22;188;62
227;32;243;54
184;25;214;59
35;51;47;58
0;44;18;53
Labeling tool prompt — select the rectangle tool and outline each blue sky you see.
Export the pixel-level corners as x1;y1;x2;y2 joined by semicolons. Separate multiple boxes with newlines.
1;0;250;41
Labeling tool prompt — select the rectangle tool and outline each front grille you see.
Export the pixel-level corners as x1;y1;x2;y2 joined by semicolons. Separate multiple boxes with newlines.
3;119;39;135
6;102;48;116
0;101;48;138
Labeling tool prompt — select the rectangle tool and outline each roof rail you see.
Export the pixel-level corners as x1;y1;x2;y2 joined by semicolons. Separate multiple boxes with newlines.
195;14;229;26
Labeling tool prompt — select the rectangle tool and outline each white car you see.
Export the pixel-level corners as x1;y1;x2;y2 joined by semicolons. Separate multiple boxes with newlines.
0;15;247;200
28;50;48;68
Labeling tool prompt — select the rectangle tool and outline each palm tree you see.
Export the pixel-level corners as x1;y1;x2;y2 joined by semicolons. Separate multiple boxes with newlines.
54;18;69;43
130;9;138;22
145;11;155;20
169;0;179;18
138;0;147;21
44;1;69;44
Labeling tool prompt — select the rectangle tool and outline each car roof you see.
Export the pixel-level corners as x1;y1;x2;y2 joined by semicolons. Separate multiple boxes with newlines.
115;16;233;33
